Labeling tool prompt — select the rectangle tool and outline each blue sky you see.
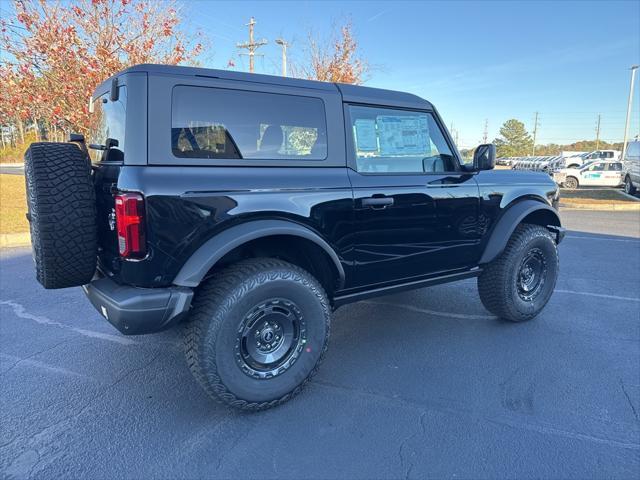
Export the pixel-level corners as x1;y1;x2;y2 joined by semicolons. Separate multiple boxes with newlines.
184;0;640;148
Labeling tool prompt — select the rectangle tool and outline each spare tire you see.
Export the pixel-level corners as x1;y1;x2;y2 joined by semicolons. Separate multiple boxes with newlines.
24;142;97;289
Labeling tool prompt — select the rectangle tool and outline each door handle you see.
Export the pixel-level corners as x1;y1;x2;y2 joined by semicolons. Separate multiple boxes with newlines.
362;196;394;209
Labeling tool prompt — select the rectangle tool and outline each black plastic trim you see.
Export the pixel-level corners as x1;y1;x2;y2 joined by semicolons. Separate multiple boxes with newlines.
479;199;561;265
84;276;193;335
172;219;346;289
332;268;481;308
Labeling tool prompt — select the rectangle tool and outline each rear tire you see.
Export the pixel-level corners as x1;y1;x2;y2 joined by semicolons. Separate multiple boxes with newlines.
184;258;331;411
564;176;578;189
24;143;97;289
624;176;637;195
478;224;558;322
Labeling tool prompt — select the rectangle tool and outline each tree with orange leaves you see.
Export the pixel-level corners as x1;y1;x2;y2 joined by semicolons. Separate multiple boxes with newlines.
296;22;369;85
0;0;204;139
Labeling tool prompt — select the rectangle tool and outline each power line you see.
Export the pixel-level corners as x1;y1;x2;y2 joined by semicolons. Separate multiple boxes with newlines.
236;17;267;73
531;111;539;156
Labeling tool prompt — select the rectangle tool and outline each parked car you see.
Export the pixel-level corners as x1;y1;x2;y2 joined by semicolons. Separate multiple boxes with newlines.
511;155;564;174
622;140;640;195
553;160;624;189
24;64;565;411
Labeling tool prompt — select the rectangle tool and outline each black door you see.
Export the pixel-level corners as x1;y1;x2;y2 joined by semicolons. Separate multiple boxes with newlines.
345;104;481;288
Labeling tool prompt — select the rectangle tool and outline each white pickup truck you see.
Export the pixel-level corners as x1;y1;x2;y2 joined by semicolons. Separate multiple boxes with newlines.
563;150;621;169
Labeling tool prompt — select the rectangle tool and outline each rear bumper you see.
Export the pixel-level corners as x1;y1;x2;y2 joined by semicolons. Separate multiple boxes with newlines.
83;276;193;335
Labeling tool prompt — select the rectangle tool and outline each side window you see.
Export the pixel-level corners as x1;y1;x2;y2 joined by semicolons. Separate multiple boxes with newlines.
89;86;127;163
607;162;622;171
347;105;456;174
171;86;327;160
626;142;640;159
588;163;605;171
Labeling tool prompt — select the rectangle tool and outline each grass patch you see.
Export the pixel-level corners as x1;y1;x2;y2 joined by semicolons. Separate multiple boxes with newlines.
0;174;29;234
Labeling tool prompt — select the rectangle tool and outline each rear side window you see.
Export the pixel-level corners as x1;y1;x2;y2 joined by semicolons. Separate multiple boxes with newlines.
626;142;640;159
347;105;455;174
89;86;127;163
171;86;327;160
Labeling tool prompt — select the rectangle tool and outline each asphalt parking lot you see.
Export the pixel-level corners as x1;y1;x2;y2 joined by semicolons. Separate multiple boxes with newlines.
1;209;639;479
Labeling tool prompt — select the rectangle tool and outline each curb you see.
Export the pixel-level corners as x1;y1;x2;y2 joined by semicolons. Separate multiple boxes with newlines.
560;202;640;212
0;233;31;248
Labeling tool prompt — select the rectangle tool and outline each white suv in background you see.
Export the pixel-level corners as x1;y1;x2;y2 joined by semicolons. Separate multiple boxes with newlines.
553;160;623;189
622;140;640;195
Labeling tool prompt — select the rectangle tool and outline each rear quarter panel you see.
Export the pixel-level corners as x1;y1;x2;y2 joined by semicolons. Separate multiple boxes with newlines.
113;166;354;287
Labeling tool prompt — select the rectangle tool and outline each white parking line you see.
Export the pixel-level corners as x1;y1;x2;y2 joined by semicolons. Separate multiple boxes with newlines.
554;290;640;303
0;300;136;345
0;353;93;379
566;235;640;243
362;301;494;319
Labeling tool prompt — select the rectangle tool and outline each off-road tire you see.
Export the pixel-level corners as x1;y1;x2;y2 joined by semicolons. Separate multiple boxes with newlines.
478;224;558;322
184;258;331;411
24;142;97;289
624;176;637;195
564;176;578;189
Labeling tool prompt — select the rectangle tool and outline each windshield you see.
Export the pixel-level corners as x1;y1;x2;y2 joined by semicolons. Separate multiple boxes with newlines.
89;86;127;162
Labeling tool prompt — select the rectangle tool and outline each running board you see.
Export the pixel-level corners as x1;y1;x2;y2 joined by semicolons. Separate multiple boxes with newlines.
332;268;482;309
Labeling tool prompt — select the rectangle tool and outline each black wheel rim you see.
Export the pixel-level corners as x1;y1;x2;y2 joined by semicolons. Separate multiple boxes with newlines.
235;298;306;379
517;248;547;302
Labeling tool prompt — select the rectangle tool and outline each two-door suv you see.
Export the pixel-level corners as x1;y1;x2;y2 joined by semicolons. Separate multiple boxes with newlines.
24;64;565;410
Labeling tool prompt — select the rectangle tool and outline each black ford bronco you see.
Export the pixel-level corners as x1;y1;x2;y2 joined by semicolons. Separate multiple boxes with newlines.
24;64;565;410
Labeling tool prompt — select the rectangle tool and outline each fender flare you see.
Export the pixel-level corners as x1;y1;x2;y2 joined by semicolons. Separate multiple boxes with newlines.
479;199;561;265
172;219;346;289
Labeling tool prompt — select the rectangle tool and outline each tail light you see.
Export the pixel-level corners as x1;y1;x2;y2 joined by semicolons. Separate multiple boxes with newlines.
114;193;146;258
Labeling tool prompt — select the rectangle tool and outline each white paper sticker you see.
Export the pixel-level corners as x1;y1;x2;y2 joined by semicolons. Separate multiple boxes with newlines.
376;115;429;155
354;119;378;151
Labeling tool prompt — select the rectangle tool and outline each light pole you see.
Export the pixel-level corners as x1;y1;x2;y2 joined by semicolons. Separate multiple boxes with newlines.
275;38;288;77
621;65;638;161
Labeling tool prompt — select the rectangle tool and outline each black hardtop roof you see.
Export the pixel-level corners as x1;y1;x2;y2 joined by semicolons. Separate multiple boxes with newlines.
101;63;433;109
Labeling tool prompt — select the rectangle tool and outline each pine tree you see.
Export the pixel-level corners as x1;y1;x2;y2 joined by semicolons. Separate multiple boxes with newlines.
494;119;533;157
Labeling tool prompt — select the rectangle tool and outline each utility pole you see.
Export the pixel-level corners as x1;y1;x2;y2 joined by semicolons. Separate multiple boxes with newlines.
531;112;539;156
275;38;289;77
482;119;488;144
237;17;267;73
595;113;601;150
622;65;639;161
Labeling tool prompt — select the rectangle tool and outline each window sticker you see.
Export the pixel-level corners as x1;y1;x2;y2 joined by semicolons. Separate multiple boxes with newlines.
376;115;429;156
354;119;378;152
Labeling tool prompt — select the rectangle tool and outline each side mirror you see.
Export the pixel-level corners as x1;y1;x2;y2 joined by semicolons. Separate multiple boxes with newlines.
473;144;496;171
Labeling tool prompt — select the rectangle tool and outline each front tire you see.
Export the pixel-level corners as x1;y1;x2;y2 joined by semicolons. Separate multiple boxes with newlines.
624;176;637;195
184;258;331;411
478;224;559;322
564;176;578;189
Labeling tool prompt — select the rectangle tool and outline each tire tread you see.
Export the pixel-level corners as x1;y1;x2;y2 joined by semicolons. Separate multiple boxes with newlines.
184;258;331;411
